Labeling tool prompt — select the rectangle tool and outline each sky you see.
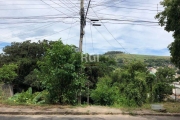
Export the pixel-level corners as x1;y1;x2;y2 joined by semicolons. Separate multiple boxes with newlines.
0;0;174;56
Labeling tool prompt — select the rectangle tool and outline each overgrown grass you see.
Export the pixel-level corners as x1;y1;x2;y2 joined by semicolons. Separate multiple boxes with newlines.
112;102;180;113
140;102;180;113
162;102;180;113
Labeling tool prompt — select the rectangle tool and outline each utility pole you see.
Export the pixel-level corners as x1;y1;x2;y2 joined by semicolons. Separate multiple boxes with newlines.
79;0;85;53
78;0;85;105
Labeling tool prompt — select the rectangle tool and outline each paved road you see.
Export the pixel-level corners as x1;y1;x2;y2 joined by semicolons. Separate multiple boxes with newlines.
0;115;179;120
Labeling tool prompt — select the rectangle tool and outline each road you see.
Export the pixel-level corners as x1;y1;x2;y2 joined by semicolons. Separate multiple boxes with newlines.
0;115;179;120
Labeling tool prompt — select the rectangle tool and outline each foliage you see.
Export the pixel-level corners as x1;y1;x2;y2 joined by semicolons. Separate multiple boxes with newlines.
84;55;116;90
156;0;180;38
0;40;55;90
153;82;172;102
145;74;156;102
156;0;180;68
144;59;170;67
156;67;175;83
152;67;175;102
90;76;119;105
8;87;48;104
0;63;18;83
92;61;148;107
115;61;148;106
37;40;84;104
168;38;180;68
24;69;41;89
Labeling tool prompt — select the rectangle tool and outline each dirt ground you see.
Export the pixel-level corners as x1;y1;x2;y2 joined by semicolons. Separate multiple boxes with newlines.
0;103;156;114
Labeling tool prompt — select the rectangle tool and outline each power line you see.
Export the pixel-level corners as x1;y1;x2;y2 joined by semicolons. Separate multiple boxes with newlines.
0;16;79;19
89;22;94;53
57;0;79;13
39;0;74;17
95;21;161;28
35;23;78;39
91;12;156;21
85;0;92;19
90;5;162;12
66;0;79;11
90;18;158;24
92;24;115;48
66;18;74;44
90;8;128;54
121;0;161;5
0;20;79;24
0;18;78;39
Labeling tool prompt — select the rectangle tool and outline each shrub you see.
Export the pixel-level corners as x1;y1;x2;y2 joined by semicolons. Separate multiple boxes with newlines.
91;76;119;105
8;87;48;104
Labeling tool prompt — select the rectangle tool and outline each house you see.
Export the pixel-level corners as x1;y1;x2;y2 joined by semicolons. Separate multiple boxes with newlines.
175;74;180;79
148;67;157;74
169;82;180;101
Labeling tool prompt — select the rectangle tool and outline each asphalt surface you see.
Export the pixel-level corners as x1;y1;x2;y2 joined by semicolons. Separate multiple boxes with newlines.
0;115;179;120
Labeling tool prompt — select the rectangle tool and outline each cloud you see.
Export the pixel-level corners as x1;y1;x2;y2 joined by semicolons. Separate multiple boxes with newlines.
0;0;174;56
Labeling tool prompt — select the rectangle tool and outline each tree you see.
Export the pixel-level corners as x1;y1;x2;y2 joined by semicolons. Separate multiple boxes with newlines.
0;63;18;84
84;55;116;89
90;76;119;105
152;67;175;102
168;38;180;68
37;40;84;104
118;61;147;106
92;61;148;107
0;40;55;90
155;0;180;68
156;67;175;83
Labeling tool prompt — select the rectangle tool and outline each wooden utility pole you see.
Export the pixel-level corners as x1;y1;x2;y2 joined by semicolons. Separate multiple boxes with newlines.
79;0;85;52
78;0;85;105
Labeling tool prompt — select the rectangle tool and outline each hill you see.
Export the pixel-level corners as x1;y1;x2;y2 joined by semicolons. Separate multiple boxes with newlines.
104;52;171;67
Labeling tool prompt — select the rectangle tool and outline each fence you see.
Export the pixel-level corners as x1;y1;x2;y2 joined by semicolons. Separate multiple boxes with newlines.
0;84;13;100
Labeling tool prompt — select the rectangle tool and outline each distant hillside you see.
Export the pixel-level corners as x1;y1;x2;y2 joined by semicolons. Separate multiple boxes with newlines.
104;52;171;67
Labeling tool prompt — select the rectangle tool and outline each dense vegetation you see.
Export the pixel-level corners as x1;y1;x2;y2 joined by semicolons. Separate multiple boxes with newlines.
1;0;180;107
0;40;177;107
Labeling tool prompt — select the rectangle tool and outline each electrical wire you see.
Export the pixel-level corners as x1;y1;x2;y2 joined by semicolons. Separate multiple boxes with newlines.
90;8;129;54
40;0;74;17
90;5;162;12
66;18;74;44
89;22;95;53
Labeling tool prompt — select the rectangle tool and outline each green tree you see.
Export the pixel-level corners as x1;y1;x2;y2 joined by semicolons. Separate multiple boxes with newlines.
84;56;116;89
0;63;18;83
156;67;175;83
90;76;119;105
152;67;174;102
37;40;84;104
155;0;180;68
117;61;147;106
92;61;148;107
145;74;156;102
0;40;55;90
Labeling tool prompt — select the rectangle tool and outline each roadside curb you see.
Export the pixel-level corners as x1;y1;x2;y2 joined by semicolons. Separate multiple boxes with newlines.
121;112;180;116
0;112;180;116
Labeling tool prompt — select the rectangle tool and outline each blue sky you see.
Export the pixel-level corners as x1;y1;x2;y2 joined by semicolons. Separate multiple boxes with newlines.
0;0;174;56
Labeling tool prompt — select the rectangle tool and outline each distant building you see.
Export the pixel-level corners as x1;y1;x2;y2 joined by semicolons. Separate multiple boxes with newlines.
170;82;180;101
175;74;180;79
148;67;157;74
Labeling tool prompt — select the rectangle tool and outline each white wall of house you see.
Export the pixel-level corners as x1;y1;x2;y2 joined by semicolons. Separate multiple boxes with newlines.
173;88;180;95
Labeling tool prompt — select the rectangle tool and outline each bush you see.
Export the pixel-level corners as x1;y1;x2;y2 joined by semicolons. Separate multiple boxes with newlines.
8;87;48;104
91;76;119;105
